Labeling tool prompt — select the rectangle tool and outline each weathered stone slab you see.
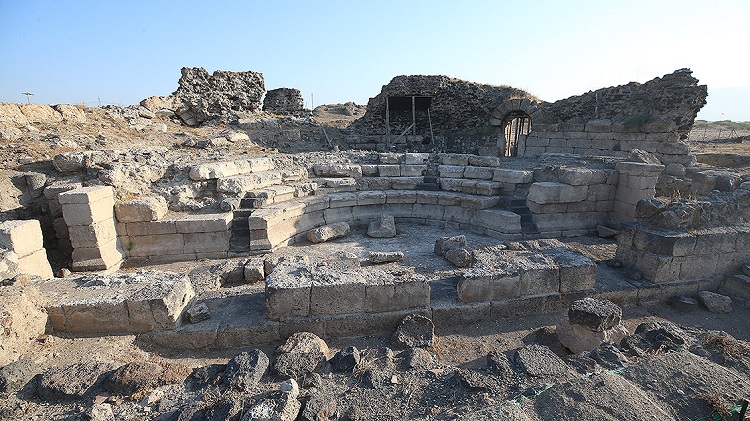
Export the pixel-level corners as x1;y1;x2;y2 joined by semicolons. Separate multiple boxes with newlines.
216;171;283;194
367;214;396;238
568;298;622;331
114;196;168;222
527;182;588;204
44;271;195;334
174;213;233;233
0;219;46;258
313;164;362;178
189;158;275;181
306;222;350;243
493;168;533;184
368;251;404;264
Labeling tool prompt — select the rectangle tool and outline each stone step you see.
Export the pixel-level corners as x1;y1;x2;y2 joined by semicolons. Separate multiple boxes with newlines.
217;168;309;195
521;221;539;234
239;182;318;209
415;183;440;191
721;273;750;300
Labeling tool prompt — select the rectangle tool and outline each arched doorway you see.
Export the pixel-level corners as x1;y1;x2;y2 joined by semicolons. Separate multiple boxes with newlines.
502;110;532;157
488;98;541;158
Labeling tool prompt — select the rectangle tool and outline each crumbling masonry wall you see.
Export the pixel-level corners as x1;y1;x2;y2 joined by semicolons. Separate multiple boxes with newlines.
515;69;707;165
351;75;539;153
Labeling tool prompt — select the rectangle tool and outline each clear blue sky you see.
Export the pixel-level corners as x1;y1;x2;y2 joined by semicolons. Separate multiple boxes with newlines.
1;0;748;121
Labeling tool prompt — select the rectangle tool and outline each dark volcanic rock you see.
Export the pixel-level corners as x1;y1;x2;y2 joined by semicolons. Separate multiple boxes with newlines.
620;321;690;357
329;346;360;373
400;347;438;370
105;361;190;396
273;332;330;379
263;87;306;116
225;349;269;390
0;359;40;393
393;314;435;348
514;344;570;378
38;362;114;401
568;298;622;332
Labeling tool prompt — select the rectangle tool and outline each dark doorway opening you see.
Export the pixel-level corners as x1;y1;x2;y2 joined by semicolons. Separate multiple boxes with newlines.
384;96;434;147
503;111;532;157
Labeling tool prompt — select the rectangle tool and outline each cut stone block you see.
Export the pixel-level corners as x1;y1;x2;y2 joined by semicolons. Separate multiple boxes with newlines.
0;220;46;258
68;220;118;249
174;213;233;233
527;182;588;204
61;195;116;226
313;164;362;178
434;235;466;257
127;233;184;257
463;166;494;180
216;171;284;194
189;158;275;181
367;215;396;238
114;196;168;222
307;222;350;243
70;239;126;271
244;257;265;282
493;168;534;184
17;249;54;280
57;185;115;205
568;298;622;331
45;271;195;334
438;165;465;178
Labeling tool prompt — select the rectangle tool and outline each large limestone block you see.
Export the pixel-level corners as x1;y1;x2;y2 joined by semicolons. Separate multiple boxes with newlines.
217;172;284;194
0;220;45;258
309;268;367;316
59;186;116;226
67;220;118;249
70;239;126;271
527;182;588;204
313;164;362;178
438;165;465;178
473;209;522;233
493;168;533;184
17;249;54;279
265;262;313;320
127;234;185;257
45;271;195;334
114;196;168;222
174;213;232;233
457;272;521;303
189;158;275;181
306;222;350;243
57;185;114;205
463;166;495;180
0;285;47;365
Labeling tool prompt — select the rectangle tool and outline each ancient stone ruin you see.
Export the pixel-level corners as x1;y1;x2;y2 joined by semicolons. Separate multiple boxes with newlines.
1;67;749;419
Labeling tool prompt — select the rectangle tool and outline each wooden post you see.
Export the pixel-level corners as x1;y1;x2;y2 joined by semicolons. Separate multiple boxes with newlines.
411;96;416;136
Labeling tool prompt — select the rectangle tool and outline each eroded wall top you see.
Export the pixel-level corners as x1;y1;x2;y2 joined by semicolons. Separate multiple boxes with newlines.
540;69;707;138
353;75;539;151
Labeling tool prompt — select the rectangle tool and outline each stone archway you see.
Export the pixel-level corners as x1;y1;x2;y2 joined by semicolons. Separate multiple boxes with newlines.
489;98;542;157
